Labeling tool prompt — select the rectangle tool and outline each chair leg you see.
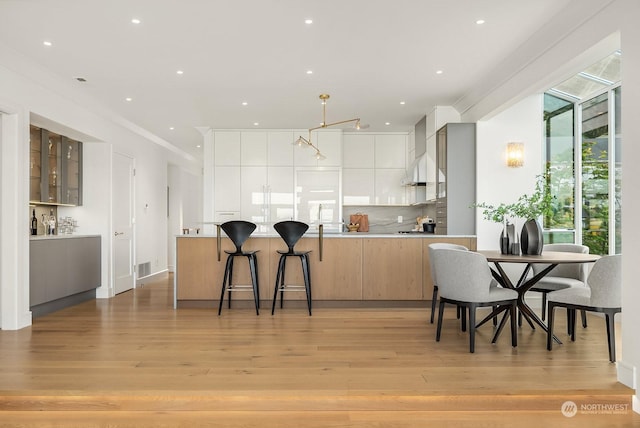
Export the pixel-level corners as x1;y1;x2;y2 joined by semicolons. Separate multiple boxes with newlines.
430;286;438;324
566;308;572;337
436;301;446;342
492;305;497;327
461;309;467;332
456;306;461;319
218;256;233;315
280;257;287;308
228;257;235;309
510;303;517;348
605;311;616;363
541;292;547;321
301;254;312;316
570;309;576;342
248;254;259;316
271;256;285;315
547;303;556;351
581;310;588;328
468;305;476;353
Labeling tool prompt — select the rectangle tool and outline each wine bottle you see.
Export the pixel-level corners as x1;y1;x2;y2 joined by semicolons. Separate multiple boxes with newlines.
31;209;38;235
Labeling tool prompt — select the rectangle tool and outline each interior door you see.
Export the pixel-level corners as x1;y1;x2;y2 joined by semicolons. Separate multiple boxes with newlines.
113;152;135;294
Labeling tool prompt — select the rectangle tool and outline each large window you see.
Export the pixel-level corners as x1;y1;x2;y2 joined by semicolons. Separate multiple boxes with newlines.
543;86;621;255
543;51;621;255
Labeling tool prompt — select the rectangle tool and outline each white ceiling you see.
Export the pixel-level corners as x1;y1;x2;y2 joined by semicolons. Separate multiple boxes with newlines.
0;0;572;161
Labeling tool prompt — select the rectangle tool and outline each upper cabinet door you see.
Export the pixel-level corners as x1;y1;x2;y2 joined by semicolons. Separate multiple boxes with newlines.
61;137;82;206
268;131;294;166
374;134;406;169
241;131;267;166
29;126;42;202
214;131;241;165
343;134;375;168
29;125;83;206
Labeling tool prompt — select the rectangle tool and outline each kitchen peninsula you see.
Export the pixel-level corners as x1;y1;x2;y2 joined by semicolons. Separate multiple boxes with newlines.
175;233;476;308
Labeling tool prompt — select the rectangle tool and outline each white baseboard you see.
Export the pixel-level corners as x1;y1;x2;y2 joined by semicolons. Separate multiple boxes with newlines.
617;360;637;389
136;269;168;285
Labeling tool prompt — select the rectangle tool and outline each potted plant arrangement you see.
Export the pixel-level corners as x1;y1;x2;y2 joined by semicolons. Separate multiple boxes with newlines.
474;174;553;255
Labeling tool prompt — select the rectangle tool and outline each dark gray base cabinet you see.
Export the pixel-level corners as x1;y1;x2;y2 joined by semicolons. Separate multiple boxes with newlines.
30;236;101;317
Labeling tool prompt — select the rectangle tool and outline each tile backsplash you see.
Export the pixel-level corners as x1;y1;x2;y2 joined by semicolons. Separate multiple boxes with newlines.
343;205;436;233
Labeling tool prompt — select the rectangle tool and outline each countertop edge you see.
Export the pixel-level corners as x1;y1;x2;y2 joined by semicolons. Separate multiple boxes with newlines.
176;233;476;239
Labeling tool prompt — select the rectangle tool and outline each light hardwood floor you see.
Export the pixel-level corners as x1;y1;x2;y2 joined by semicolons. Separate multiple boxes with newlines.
0;273;637;427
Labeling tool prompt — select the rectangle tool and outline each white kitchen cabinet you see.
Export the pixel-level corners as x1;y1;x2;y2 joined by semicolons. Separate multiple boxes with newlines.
268;131;295;166
375;169;407;205
426;106;460;138
343;168;375;205
374;134;406;168
214;166;240;212
240;166;268;224
267;166;294;223
343;134;375;168
240;166;294;229
241;131;267;166
295;168;341;232
214;131;241;166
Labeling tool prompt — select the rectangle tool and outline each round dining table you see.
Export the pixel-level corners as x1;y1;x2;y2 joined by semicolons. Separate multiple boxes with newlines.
476;250;600;344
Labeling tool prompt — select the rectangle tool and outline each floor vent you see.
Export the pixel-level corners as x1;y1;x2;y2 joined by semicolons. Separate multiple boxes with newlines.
137;262;151;278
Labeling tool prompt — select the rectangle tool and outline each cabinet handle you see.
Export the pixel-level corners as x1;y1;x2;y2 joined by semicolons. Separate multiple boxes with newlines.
318;224;323;262
114;231;124;236
216;224;222;262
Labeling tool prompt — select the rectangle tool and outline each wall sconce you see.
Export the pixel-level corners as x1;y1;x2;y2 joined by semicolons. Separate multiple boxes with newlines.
506;142;524;167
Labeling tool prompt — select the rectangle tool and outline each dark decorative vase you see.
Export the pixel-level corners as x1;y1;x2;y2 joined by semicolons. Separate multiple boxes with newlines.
500;223;515;254
520;218;544;255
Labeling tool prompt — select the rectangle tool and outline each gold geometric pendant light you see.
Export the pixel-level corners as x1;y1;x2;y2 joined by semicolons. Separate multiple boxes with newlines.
295;94;366;160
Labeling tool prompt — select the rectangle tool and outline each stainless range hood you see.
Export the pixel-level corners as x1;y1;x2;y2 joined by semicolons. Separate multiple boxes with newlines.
401;153;427;186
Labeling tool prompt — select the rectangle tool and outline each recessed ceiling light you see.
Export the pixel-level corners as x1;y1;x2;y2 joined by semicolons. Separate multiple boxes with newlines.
385;122;391;126
131;18;141;24
476;19;485;25
196;145;201;148
305;19;313;24
253;122;259;126
306;70;313;75
436;70;443;75
242;102;248;106
400;101;405;105
176;70;184;75
43;41;52;47
169;127;175;130
125;97;132;102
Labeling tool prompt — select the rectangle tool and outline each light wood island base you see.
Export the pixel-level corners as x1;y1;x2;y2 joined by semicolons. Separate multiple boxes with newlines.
175;234;476;308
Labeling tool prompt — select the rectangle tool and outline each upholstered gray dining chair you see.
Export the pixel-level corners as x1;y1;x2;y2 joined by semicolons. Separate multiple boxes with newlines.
432;248;518;353
427;243;468;324
546;254;621;362
530;243;589;327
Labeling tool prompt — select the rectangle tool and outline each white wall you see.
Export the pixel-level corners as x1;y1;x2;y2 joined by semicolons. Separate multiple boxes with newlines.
619;0;640;411
475;95;544;250
168;164;203;272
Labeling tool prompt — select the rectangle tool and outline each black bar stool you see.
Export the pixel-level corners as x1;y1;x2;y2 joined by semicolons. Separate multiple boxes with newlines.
218;220;260;315
271;221;312;316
